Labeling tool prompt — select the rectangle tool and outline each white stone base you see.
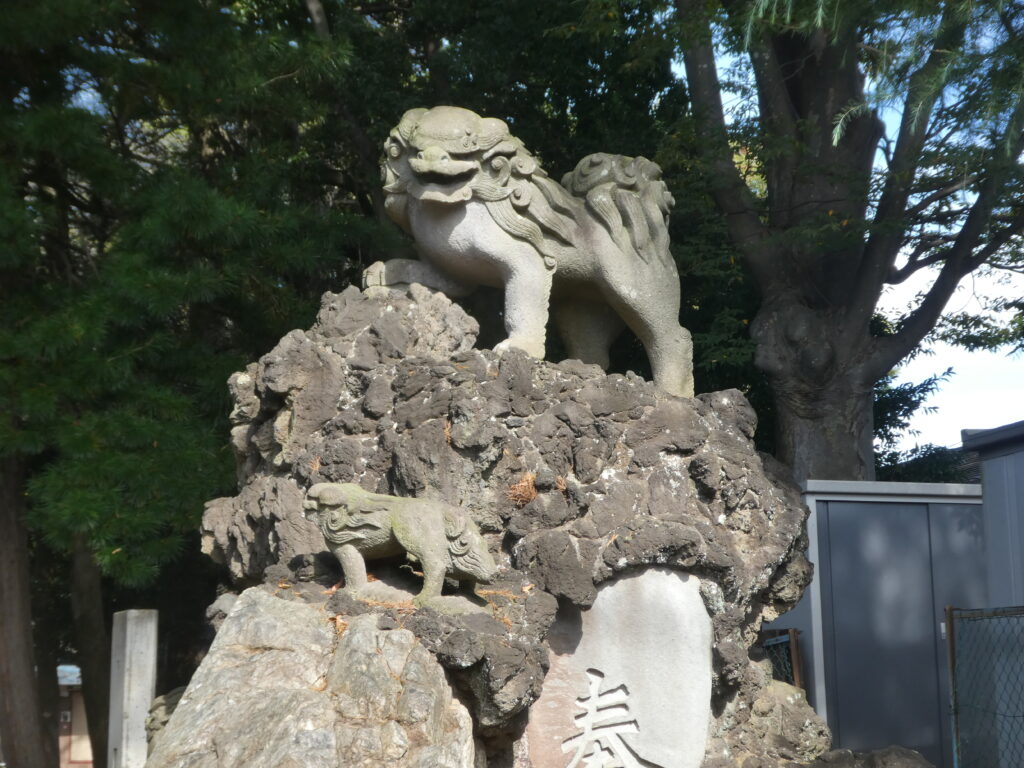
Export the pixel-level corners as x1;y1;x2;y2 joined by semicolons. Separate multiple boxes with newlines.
526;568;712;768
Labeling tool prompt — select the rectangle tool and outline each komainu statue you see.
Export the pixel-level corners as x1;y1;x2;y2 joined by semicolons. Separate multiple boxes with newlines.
364;106;695;398
303;483;498;606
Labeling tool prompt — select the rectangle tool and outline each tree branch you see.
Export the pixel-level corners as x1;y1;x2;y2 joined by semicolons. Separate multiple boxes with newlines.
850;8;967;330
675;0;771;278
886;236;956;283
304;0;331;39
867;95;1024;379
971;207;1024;264
905;173;978;217
719;0;802;223
721;0;797;137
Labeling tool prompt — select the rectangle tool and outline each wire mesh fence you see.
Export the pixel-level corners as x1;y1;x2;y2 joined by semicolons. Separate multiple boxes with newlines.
949;606;1024;768
759;629;803;690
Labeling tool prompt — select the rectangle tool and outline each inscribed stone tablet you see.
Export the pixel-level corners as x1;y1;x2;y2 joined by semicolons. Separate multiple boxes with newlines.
526;568;712;768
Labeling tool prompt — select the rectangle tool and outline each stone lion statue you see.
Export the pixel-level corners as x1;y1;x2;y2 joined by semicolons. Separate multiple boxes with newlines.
303;482;498;606
364;106;694;398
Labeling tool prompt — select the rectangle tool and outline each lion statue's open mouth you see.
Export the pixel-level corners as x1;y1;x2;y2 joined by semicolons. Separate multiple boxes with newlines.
408;160;478;203
407;163;475;202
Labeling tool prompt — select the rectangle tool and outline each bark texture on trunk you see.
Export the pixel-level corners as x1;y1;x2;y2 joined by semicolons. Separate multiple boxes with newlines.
35;626;62;758
773;385;875;482
71;533;110;768
750;299;877;482
0;457;59;768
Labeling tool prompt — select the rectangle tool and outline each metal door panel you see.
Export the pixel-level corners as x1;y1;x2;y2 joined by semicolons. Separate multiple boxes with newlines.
928;502;987;767
821;501;942;764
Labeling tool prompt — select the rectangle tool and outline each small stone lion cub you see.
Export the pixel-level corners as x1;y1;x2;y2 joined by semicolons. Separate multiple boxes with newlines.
303;482;497;606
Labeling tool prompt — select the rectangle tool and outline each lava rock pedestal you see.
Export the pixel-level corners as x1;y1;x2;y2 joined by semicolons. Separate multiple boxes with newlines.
159;285;839;767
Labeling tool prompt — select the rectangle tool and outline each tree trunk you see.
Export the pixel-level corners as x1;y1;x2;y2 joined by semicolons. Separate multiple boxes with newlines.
34;625;62;759
0;456;59;768
71;533;110;768
773;384;876;482
751;301;876;483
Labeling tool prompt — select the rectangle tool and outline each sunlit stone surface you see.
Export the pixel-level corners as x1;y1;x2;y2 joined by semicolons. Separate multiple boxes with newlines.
526;568;712;768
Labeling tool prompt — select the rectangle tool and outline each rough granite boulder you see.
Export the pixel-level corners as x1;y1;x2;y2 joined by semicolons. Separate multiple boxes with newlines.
147;587;480;768
196;284;825;765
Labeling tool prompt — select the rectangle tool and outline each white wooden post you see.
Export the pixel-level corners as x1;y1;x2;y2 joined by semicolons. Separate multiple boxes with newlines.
108;609;158;768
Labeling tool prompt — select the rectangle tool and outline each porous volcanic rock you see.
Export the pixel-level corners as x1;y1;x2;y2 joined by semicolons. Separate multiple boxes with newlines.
803;747;935;768
199;284;824;765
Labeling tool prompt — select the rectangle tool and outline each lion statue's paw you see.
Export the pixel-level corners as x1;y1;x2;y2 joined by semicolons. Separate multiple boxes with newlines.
362;260;386;288
361;261;402;298
494;336;545;359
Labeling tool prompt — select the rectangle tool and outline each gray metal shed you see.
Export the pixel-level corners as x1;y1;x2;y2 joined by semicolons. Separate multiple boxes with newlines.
962;420;1024;609
768;480;985;768
763;422;1024;766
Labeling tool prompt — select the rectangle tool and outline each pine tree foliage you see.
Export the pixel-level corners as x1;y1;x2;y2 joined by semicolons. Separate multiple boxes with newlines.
0;0;374;585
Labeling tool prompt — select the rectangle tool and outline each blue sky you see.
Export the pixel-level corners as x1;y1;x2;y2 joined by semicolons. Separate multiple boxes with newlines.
879;269;1024;451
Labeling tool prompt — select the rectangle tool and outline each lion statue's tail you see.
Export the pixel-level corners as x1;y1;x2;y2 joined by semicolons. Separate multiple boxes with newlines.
561;153;675;274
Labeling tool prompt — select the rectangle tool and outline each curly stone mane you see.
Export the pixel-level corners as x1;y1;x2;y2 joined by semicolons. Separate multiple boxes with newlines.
383;110;580;268
471;152;580;269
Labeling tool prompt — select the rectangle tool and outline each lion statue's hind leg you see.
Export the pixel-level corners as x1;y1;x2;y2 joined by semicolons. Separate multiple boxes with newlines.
646;325;695;398
552;299;625;370
599;276;695;398
562;152;694;397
